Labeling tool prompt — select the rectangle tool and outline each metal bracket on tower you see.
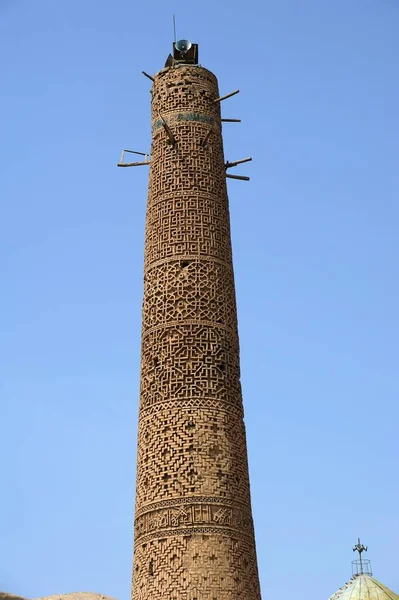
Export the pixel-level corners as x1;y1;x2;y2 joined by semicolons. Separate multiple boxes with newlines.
225;156;252;181
225;157;252;169
142;71;155;82
214;89;240;103
200;129;213;147
117;150;150;168
158;112;176;147
226;174;250;181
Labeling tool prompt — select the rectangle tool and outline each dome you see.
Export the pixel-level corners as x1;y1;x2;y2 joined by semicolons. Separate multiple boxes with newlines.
329;574;399;600
330;540;399;600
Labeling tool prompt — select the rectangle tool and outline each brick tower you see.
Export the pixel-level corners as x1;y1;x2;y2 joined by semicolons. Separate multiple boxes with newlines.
130;41;261;600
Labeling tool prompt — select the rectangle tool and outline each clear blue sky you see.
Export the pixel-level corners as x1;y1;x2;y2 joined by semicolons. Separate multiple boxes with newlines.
1;1;398;599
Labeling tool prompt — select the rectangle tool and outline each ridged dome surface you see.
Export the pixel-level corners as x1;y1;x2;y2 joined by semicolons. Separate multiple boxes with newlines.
329;575;399;600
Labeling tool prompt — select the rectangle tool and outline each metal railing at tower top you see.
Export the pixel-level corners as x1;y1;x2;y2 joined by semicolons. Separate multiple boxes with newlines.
352;559;373;576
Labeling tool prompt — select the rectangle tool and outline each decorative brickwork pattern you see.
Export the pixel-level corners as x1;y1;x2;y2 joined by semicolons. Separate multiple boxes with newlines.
132;64;261;600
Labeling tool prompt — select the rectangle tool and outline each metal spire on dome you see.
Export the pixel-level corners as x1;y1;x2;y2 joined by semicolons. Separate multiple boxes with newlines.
353;538;368;574
352;538;372;576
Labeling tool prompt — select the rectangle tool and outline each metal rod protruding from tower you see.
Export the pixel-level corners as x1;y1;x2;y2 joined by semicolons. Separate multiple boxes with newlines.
201;129;213;147
142;71;155;82
353;538;368;574
214;90;240;103
226;174;250;181
225;157;252;169
158;112;176;146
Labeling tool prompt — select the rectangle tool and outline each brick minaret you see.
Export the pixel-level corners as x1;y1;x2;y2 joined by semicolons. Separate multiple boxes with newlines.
131;43;261;600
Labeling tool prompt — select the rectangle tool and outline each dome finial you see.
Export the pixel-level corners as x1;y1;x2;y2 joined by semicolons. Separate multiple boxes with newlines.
352;538;371;576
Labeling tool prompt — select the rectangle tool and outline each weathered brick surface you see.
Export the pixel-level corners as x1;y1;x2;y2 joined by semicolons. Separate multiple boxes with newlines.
132;64;261;600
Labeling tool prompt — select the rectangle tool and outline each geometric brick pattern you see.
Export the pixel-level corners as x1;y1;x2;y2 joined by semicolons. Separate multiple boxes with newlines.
132;64;261;600
133;535;260;600
142;260;238;330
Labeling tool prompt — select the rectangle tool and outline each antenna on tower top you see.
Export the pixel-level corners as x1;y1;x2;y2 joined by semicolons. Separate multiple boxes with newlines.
173;14;177;44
